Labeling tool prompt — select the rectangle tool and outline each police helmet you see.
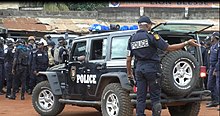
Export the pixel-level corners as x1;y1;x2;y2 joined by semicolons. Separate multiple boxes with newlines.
212;32;219;39
28;36;35;42
39;38;48;46
6;40;14;46
36;41;44;46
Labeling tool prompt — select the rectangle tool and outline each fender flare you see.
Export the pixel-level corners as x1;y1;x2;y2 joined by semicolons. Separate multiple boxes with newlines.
95;72;133;95
38;71;62;95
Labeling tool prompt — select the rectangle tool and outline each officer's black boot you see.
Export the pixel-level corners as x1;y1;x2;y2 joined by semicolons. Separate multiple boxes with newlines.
21;93;25;100
27;89;32;95
8;93;16;100
152;103;162;116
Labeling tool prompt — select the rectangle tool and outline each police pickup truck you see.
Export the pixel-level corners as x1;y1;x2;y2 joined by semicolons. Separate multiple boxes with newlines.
32;21;212;116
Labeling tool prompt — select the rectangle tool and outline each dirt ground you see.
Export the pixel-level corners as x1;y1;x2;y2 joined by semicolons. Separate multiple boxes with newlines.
0;92;219;116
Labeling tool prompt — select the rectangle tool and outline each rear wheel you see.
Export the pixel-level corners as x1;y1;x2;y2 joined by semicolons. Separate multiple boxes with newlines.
168;102;201;116
101;83;133;116
161;50;200;97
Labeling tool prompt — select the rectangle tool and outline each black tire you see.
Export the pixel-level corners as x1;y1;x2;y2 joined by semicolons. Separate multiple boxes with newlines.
101;83;133;116
161;50;199;97
32;81;65;116
168;102;201;116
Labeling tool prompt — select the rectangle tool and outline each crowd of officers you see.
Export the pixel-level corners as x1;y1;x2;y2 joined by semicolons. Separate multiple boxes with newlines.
0;35;68;100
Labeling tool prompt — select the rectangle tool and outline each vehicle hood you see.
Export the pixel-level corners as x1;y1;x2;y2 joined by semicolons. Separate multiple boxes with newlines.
49;63;66;70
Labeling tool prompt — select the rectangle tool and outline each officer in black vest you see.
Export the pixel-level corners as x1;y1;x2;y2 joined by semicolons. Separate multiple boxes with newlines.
26;36;37;95
32;41;49;84
54;37;68;64
4;39;15;98
0;37;5;95
126;16;200;116
206;32;219;108
9;39;29;100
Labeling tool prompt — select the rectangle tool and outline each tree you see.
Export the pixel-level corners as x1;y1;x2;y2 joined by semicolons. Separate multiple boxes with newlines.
66;2;108;11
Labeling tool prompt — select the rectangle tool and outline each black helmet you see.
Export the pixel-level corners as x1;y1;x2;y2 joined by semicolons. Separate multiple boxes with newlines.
16;39;24;44
36;41;44;46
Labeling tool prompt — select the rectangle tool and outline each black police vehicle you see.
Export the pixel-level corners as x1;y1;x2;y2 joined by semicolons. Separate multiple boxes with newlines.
32;21;213;116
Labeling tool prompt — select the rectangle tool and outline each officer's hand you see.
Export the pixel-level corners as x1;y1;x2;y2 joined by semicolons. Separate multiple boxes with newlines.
187;39;201;47
128;76;136;87
33;71;39;76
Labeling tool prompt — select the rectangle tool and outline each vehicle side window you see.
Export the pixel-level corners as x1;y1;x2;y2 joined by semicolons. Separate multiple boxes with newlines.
90;38;107;60
71;41;86;60
111;36;130;59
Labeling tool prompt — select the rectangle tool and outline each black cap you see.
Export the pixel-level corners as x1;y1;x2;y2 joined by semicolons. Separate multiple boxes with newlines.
138;16;155;25
58;37;65;42
47;40;55;46
212;32;219;39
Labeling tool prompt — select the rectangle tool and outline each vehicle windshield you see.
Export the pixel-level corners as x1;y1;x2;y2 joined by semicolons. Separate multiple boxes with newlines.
152;21;214;34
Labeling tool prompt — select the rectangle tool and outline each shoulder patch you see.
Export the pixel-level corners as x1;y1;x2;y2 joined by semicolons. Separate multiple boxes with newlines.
153;33;160;40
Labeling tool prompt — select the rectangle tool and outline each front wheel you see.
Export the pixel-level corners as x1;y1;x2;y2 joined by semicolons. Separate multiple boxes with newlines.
32;81;65;116
168;102;201;116
101;83;133;116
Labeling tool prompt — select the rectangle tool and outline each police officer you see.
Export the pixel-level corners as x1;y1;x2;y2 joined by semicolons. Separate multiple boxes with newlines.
217;40;220;111
32;40;49;84
206;32;219;107
187;40;209;89
47;40;55;67
54;37;68;64
126;16;200;116
26;36;36;94
4;39;15;98
0;37;5;95
9;39;29;100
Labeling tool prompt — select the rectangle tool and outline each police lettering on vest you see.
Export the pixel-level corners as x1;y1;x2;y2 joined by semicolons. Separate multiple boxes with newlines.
131;39;149;49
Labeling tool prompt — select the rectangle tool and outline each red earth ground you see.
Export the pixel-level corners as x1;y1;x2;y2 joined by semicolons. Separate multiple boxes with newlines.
0;92;219;116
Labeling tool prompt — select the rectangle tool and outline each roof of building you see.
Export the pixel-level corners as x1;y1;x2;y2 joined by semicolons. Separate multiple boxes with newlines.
1;17;219;34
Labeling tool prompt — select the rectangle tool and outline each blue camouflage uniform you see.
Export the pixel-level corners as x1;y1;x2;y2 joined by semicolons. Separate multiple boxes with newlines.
127;29;168;116
26;44;36;94
10;42;29;100
207;42;219;103
32;49;49;84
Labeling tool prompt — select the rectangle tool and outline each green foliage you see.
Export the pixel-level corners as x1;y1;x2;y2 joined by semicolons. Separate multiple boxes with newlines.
57;3;69;11
66;2;108;11
19;2;105;11
44;3;60;12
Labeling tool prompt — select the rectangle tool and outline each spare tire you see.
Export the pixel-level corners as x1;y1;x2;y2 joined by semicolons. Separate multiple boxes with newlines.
161;50;199;97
